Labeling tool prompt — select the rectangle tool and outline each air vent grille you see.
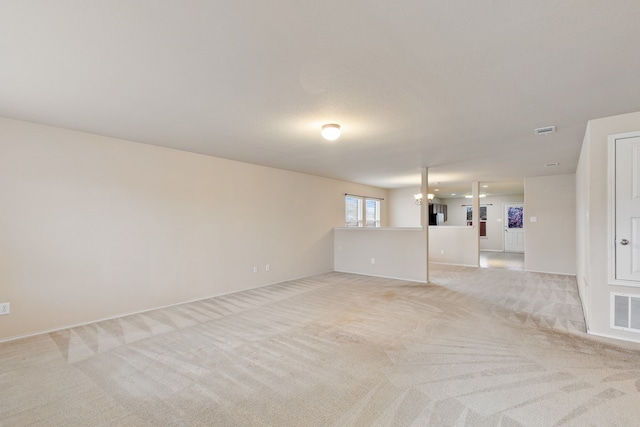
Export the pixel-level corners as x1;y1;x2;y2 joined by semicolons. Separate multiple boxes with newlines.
612;293;640;332
534;126;556;135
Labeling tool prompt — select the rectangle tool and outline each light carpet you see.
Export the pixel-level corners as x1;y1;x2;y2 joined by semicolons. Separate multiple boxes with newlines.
2;265;640;426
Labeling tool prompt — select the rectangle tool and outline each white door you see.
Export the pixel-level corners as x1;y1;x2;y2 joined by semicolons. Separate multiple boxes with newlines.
504;203;524;252
615;135;640;281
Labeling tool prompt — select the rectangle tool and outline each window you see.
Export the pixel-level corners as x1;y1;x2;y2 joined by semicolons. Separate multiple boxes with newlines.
345;195;381;227
345;196;362;227
365;199;380;227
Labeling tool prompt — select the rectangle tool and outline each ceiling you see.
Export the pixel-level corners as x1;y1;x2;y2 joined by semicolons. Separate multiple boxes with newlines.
429;180;525;199
2;1;640;189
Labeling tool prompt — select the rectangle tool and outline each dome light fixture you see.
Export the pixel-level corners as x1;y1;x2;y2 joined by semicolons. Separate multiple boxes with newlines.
321;124;341;141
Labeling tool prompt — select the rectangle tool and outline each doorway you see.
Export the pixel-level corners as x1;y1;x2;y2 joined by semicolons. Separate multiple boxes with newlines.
612;132;640;283
504;203;525;253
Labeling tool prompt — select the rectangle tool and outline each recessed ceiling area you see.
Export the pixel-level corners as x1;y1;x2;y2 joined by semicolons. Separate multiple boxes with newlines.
1;1;640;189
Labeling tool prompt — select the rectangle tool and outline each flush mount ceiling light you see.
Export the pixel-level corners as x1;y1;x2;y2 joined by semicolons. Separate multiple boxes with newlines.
321;124;341;141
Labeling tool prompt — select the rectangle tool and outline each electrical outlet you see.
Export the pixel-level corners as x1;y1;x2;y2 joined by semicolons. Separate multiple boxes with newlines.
371;258;375;264
440;249;445;255
253;266;258;273
0;302;10;315
265;264;270;272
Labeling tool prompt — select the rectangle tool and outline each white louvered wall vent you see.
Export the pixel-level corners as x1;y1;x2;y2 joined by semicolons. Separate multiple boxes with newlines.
611;293;640;332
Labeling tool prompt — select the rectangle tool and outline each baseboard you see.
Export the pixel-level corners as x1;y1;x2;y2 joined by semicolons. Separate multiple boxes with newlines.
587;329;640;345
333;269;427;284
524;270;577;276
429;262;479;268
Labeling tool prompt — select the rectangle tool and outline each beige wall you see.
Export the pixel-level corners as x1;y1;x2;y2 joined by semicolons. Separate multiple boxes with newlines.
388;186;421;227
0;118;388;340
428;226;479;267
524;175;576;275
440;197;467;226
334;228;427;282
576;132;590;322
577;111;640;342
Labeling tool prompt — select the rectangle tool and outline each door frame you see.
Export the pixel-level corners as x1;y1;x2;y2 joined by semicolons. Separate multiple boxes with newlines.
608;130;640;287
503;202;525;253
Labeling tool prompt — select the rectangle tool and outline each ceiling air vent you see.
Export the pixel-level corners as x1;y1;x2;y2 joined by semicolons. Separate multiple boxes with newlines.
534;126;556;136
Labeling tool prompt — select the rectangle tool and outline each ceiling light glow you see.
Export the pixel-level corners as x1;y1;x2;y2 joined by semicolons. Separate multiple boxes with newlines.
321;124;341;141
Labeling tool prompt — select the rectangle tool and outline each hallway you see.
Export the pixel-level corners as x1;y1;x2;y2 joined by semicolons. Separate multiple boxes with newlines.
480;250;524;270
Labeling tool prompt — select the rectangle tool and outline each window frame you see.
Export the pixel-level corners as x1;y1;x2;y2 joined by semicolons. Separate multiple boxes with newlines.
345;195;381;228
345;195;363;227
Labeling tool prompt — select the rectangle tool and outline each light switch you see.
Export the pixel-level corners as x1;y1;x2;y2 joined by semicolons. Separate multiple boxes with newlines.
530;216;537;222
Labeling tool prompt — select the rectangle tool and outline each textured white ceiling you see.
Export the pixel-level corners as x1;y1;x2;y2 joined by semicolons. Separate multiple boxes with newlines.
2;1;640;188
